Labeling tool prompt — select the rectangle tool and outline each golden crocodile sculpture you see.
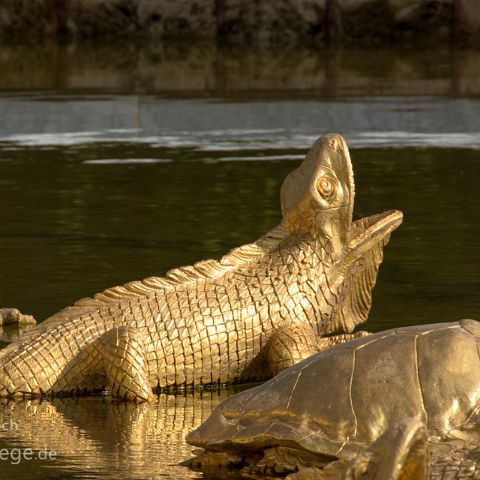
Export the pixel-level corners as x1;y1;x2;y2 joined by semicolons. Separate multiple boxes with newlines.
0;133;402;401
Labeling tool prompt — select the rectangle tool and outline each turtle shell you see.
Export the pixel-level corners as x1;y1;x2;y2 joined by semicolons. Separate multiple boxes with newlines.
187;320;480;459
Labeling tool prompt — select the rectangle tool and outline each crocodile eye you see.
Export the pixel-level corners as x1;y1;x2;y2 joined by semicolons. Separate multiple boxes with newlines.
317;176;336;199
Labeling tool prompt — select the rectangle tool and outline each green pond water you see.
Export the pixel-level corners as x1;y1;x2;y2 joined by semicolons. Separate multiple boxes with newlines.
0;44;479;479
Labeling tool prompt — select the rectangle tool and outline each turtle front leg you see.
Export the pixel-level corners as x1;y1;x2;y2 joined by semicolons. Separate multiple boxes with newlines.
99;326;154;402
316;331;370;352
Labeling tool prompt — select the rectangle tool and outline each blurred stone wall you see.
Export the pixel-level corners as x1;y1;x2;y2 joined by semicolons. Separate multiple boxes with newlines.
0;0;478;45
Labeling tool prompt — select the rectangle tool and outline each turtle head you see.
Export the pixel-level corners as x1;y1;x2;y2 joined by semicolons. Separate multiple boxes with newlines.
299;418;428;480
280;133;355;256
341;418;428;480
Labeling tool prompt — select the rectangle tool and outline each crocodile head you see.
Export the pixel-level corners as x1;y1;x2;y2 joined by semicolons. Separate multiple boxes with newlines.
281;133;356;253
280;133;403;333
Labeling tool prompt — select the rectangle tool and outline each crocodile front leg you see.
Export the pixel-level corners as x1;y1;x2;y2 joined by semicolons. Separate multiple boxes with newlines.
241;326;370;381
263;325;319;377
47;327;153;401
99;326;154;402
240;324;319;381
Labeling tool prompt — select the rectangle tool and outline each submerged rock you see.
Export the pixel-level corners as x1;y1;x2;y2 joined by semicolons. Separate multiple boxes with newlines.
0;308;36;326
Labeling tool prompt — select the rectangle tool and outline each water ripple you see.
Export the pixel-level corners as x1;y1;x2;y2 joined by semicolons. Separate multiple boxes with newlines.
0;97;479;151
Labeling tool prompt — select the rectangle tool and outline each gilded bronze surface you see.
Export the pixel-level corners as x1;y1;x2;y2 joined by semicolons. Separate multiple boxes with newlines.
0;133;401;401
187;320;480;479
288;420;480;479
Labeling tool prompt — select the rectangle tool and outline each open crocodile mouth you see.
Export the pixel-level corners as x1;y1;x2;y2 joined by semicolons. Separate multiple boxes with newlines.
326;209;403;334
348;210;403;253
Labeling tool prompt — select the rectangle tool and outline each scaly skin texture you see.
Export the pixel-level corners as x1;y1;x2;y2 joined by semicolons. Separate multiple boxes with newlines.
0;134;402;401
187;320;480;479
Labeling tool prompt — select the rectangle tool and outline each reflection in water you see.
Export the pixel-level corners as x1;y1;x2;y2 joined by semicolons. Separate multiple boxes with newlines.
0;44;480;98
0;325;36;346
0;389;238;479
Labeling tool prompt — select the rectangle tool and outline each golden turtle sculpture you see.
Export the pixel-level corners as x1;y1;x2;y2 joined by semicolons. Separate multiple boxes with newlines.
187;320;480;478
